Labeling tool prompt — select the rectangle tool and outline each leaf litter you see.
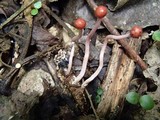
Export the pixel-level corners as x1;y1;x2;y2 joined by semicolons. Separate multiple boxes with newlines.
0;0;160;120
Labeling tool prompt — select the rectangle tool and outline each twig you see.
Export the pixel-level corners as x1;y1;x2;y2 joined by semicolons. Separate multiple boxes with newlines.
8;32;27;41
85;89;100;120
42;4;75;38
44;58;60;85
0;52;13;68
86;0;147;70
0;0;36;30
0;54;37;96
0;45;58;96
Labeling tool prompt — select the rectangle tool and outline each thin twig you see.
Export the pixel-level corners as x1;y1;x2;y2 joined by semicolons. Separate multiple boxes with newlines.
44;58;60;86
85;89;100;120
0;0;36;30
42;4;75;38
2;45;57;89
8;32;27;41
0;53;13;68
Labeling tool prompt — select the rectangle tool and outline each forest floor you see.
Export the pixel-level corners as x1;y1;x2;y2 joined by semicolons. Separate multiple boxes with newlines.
0;0;160;120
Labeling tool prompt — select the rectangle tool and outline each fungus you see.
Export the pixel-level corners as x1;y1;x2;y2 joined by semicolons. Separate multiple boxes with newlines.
65;18;86;75
81;25;143;88
72;6;108;85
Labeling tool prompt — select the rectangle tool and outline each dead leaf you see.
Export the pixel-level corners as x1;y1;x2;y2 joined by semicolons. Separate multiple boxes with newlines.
143;43;160;85
107;0;129;11
0;0;19;17
32;25;59;51
0;37;11;52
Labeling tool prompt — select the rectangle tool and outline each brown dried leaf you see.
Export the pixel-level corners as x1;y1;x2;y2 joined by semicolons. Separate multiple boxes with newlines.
32;26;56;43
0;37;11;52
143;43;160;85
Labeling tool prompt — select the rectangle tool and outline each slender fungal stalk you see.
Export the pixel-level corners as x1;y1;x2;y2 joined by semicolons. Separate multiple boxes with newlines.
81;33;130;88
106;32;130;40
72;37;90;84
72;19;102;85
65;42;75;75
81;40;107;88
65;30;83;75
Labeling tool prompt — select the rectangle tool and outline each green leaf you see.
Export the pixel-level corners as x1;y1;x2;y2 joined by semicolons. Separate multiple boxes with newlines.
34;1;42;9
126;91;140;105
96;87;103;96
152;30;160;41
95;95;101;104
31;9;38;16
139;95;154;110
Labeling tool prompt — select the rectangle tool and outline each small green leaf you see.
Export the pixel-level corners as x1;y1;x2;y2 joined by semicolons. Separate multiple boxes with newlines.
95;95;101;104
96;87;103;96
139;95;154;110
31;9;38;16
34;1;42;9
126;91;140;105
152;30;160;41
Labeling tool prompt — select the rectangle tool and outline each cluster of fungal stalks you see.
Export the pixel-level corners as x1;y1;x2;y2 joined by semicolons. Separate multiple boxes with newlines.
65;6;143;88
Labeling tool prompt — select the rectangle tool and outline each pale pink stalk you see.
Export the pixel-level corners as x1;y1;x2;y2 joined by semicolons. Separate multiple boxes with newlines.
65;42;75;75
81;32;130;88
72;19;102;85
106;32;130;40
81;40;107;88
65;30;83;75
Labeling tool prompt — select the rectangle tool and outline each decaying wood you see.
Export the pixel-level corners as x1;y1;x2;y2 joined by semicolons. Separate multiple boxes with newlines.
85;0;147;117
97;38;142;117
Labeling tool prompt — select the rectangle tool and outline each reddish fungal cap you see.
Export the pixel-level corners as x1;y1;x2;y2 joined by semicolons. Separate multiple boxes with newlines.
95;6;107;18
130;25;143;38
74;18;86;30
